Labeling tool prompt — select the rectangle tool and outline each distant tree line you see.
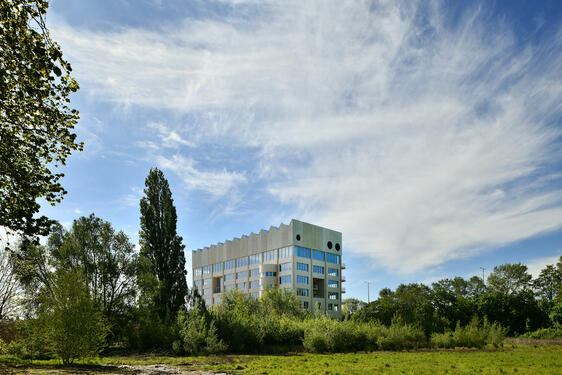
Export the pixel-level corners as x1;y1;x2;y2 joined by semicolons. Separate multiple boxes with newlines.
345;259;562;336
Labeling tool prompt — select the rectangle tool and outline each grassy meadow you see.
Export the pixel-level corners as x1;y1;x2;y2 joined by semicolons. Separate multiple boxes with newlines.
0;345;561;375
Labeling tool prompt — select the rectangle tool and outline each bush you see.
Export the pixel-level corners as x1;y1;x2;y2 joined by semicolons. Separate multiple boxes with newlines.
430;318;506;349
520;328;562;339
176;306;226;355
376;323;426;350
302;318;425;353
38;270;108;364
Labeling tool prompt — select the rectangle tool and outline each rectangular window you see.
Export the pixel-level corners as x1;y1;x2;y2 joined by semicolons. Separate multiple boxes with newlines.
297;288;309;297
263;250;277;263
203;287;211;295
194;268;202;276
249;268;259;277
328;292;338;300
296;262;309;272
203;278;211;286
263;271;277;277
279;263;292;272
279;246;292;259
328;268;339;277
236;271;248;279
224;273;235;282
334;304;339;312
194;280;201;288
236;282;247;290
224;260;235;270
203;265;212;275
303;301;309;309
213;263;222;273
328;280;339;288
313;265;324;274
250;280;260;289
249;254;261;265
294;246;311;258
236;257;248;267
279;275;291;285
326;253;340;264
297;275;309;285
204;298;212;306
214;296;222;304
312;249;324;261
225;284;235;291
328;303;333;311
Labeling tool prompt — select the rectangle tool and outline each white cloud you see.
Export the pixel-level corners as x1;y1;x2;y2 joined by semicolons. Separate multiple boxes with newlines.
122;186;144;208
157;155;246;197
526;254;561;278
51;1;562;273
73;208;82;214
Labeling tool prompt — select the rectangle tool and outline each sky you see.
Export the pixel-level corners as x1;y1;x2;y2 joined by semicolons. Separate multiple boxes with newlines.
33;0;562;301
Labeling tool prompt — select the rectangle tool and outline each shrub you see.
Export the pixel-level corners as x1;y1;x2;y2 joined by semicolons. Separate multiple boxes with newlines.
520;328;562;339
430;318;506;349
38;270;108;364
176;306;226;355
376;323;426;350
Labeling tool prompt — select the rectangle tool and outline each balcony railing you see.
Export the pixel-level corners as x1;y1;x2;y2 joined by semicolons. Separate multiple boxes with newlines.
341;288;346;293
341;263;346;269
341;275;346;282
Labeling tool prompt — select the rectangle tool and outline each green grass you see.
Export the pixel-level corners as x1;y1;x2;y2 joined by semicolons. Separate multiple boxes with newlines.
1;345;561;374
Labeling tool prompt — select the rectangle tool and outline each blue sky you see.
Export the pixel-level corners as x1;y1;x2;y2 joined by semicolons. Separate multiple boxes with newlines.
34;0;562;301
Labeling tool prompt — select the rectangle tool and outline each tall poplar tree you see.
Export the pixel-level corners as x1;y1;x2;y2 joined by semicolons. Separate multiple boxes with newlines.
138;168;188;321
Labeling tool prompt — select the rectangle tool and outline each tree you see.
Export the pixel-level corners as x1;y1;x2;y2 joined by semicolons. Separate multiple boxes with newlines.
37;269;107;365
138;168;188;321
0;243;22;319
0;0;81;239
532;257;562;302
487;263;532;294
46;215;138;338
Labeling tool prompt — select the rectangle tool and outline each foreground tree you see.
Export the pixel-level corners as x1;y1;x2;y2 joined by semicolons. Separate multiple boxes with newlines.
138;168;188;321
487;263;532;294
46;215;138;339
38;269;107;365
0;0;81;239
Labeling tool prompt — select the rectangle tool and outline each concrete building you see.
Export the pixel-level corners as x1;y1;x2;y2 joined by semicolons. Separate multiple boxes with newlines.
191;219;345;317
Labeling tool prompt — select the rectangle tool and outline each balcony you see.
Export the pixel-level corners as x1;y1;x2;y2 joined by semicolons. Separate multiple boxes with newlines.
341;263;346;269
341;275;346;282
341;287;346;293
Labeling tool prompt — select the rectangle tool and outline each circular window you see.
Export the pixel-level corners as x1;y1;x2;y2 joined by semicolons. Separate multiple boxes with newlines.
335;243;341;251
327;241;333;249
296;234;301;241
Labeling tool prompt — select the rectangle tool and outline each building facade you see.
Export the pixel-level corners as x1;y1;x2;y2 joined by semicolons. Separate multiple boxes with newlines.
191;219;345;317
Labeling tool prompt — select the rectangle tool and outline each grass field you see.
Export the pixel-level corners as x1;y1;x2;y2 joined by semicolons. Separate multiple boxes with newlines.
1;345;561;374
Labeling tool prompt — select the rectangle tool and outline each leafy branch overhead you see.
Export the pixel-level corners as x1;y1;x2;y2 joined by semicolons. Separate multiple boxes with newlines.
0;0;82;237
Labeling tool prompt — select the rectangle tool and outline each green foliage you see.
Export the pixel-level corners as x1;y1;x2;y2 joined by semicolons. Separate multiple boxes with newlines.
138;168;188;322
37;269;108;364
474;290;548;335
123;308;179;351
47;215;138;341
176;306;226;355
520;327;562;339
487;263;532;294
0;0;82;238
430;317;506;349
352;283;448;335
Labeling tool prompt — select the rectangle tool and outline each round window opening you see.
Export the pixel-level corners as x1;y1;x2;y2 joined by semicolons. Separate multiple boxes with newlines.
327;241;333;249
296;234;301;241
335;243;341;251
